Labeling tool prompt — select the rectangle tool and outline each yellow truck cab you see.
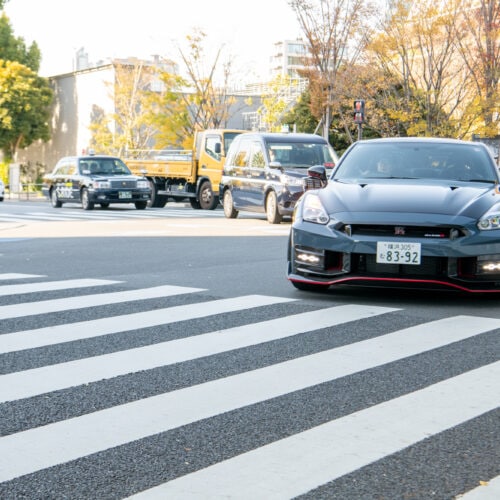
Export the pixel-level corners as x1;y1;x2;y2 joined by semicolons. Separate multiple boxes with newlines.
125;129;244;209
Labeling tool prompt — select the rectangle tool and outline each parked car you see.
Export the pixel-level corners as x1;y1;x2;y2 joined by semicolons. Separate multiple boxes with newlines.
288;137;500;293
0;178;4;201
42;154;151;210
220;132;338;224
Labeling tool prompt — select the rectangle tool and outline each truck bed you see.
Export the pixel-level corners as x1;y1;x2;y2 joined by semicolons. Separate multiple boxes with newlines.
126;159;197;183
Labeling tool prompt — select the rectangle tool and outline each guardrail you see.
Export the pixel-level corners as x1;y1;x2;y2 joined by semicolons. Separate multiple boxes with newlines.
3;184;45;201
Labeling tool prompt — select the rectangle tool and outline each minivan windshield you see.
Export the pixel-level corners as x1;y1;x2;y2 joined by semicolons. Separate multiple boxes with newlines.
268;142;337;169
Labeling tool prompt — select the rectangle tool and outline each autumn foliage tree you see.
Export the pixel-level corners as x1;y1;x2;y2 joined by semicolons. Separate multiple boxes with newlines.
0;13;52;167
287;0;377;140
90;61;189;156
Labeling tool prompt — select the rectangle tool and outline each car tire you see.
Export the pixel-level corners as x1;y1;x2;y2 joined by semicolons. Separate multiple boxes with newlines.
50;189;62;208
198;181;218;210
189;198;201;209
100;203;110;209
81;188;94;210
266;191;282;224
148;180;168;208
135;201;147;210
223;189;238;219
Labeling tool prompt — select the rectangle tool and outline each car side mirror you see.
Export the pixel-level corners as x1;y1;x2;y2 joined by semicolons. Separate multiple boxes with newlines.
304;165;327;190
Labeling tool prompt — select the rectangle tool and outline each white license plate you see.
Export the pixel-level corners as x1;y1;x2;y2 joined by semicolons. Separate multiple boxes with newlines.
376;241;421;265
119;191;132;199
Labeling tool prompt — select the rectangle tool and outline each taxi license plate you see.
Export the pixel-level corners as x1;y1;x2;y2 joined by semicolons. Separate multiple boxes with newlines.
119;191;132;199
376;242;421;265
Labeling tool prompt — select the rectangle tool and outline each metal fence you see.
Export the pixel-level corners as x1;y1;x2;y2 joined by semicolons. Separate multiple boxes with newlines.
3;183;45;201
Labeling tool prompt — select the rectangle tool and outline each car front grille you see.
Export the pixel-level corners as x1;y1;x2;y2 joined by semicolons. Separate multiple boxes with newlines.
110;180;136;189
343;224;466;240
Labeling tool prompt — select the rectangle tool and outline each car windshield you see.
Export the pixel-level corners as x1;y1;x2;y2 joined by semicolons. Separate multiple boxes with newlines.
268;142;337;168
333;142;497;183
79;158;132;175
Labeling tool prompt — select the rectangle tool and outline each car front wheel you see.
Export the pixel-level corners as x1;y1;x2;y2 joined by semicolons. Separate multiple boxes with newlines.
135;201;147;210
266;191;282;224
223;189;238;219
51;189;62;208
81;188;94;210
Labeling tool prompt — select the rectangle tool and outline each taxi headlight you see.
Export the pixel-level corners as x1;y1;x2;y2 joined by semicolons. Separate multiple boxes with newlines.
302;193;329;224
93;180;111;189
478;204;500;230
137;180;149;189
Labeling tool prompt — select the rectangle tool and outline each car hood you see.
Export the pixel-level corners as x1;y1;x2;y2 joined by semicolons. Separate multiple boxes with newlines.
320;180;498;219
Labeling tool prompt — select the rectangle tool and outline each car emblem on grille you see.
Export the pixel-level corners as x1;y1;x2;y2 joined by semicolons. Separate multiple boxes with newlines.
394;226;406;236
122;181;127;186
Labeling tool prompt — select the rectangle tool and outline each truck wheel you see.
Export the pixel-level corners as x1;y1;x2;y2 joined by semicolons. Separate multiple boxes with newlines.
81;188;94;210
148;180;168;208
198;181;218;210
189;198;201;209
223;189;238;219
50;189;62;208
266;191;282;224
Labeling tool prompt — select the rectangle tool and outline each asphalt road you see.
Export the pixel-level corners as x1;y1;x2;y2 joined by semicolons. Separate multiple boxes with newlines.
0;200;499;499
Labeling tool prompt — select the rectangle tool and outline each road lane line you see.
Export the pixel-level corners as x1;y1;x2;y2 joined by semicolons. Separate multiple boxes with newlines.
0;304;397;402
0;295;295;354
0;278;120;297
130;361;500;500
0;315;497;482
0;274;46;280
0;284;204;321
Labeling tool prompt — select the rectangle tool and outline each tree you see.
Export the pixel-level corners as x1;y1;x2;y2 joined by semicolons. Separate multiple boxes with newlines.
0;13;40;72
367;0;473;137
90;60;191;156
454;0;500;136
288;0;377;140
177;29;236;136
0;60;52;160
257;75;300;132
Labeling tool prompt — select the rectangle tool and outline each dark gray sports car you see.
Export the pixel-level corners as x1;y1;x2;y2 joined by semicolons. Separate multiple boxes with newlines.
287;137;500;293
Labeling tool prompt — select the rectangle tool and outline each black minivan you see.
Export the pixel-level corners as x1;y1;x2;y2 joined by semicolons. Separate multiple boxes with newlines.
220;132;338;223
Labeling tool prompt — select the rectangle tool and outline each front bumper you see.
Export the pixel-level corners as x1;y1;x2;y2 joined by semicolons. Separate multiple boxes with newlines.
288;222;500;293
89;189;151;203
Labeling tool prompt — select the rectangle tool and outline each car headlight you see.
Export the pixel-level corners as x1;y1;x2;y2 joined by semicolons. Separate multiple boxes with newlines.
93;180;111;189
302;193;329;224
137;180;149;189
478;204;500;230
280;174;305;187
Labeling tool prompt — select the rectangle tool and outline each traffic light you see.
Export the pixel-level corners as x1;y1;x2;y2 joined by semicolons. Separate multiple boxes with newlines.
353;99;365;124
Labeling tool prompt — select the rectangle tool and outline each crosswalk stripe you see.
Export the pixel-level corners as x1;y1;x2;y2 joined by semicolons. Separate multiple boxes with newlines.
0;294;295;354
0;209;225;223
131;361;500;500
458;475;500;499
0;284;204;321
0;315;497;482
0;304;397;402
0;278;120;297
0;274;46;280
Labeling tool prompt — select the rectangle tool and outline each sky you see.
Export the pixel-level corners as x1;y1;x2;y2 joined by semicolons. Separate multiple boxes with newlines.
3;0;301;83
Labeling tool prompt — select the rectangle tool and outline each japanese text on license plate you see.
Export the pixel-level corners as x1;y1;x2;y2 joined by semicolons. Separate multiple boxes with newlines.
119;191;132;199
376;241;421;265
